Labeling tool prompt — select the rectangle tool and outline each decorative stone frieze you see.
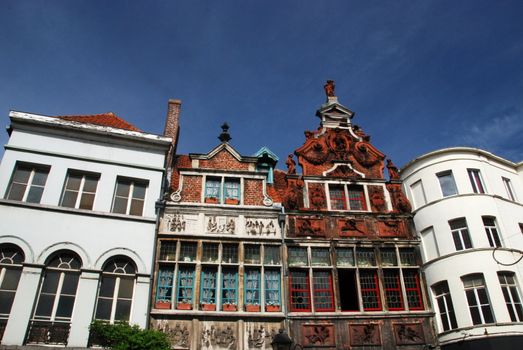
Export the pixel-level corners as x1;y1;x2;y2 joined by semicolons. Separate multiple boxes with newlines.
200;322;237;350
206;215;236;234
245;218;277;236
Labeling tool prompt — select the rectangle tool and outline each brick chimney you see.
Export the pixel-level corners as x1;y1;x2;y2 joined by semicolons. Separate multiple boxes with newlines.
164;99;181;167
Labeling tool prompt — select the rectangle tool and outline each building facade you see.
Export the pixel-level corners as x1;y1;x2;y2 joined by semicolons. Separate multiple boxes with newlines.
401;148;523;349
0;111;171;346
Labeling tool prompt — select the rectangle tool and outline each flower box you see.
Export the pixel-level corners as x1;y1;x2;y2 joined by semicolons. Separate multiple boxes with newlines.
176;302;192;310
225;198;240;205
245;304;261;312
154;301;172;309
205;197;219;204
201;303;216;311
222;304;237;311
265;305;281;312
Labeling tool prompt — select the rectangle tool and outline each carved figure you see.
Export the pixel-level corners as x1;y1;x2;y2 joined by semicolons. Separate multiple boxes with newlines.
296;218;324;236
245;219;277;236
395;324;424;345
168;214;186;232
386;159;400;180
387;184;412;213
207;216;236;234
283;180;303;210
306;326;331;345
309;185;326;209
324;80;335;97
247;325;267;348
368;186;386;212
339;219;365;236
157;322;190;348
285;154;296;174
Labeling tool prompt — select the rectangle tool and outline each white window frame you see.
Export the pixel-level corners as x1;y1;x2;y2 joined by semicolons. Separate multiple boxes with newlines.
482;216;502;248
410;180;427;208
498;272;523;322
467;169;485;194
502;177;516;201
60;171;100;210
437;171;458;197
432;281;458;331
462;274;494;325
325;182;369;212
203;175;243;205
449;218;473;251
111;178;148;216
5;163;49;203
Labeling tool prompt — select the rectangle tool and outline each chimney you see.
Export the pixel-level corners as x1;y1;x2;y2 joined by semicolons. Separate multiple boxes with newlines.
164;99;182;168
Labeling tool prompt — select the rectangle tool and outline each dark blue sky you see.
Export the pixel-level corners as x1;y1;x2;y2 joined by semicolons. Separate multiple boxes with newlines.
1;0;522;168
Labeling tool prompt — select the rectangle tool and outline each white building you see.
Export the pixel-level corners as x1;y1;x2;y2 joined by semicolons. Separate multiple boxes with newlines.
400;147;523;349
0;111;171;347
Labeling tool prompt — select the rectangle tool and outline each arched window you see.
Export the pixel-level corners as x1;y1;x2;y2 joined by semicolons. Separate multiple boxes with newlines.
27;251;81;345
95;257;136;323
0;244;24;340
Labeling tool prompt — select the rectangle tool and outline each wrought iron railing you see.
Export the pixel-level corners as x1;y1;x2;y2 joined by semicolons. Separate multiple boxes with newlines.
26;320;70;345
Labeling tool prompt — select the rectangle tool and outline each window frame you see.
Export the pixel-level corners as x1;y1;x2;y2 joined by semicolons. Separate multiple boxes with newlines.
204;175;242;205
462;274;495;325
111;177;148;216
467;169;485;194
502;177;516;201
410;179;427;208
326;183;368;211
482;216;502;248
432;281;458;331
60;170;100;210
5;162;50;203
449;218;473;251
437;171;458;197
0;244;24;319
498;272;523;322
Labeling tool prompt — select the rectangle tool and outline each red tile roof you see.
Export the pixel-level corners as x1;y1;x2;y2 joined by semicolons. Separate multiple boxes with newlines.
55;112;141;132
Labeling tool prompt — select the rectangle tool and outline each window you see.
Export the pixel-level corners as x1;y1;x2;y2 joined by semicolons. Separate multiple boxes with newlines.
263;246;281;265
498;272;523;322
244;268;260;307
432;281;458;331
202;243;219;263
95;257;136;323
502;177;516;201
221;268;238;307
204;176;241;204
289;270;311;311
222;244;238;264
449;218;472;251
5;163;49;203
329;185;346;210
111;178;147;216
327;183;367;211
244;245;260;264
467;169;485;194
311;248;330;266
437;171;457;197
360;270;381;311
482;217;502;248
177;267;195;306
200;267;217;305
420;227;440;260
33;252;81;322
60;171;99;210
0;244;24;320
383;270;404;310
288;247;308;266
312;271;334;311
265;269;281;309
462;274;494;325
410;180;427;208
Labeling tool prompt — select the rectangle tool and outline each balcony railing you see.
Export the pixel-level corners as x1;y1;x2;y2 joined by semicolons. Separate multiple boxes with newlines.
26;320;70;345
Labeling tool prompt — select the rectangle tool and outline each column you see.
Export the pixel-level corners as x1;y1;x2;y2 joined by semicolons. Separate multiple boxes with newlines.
67;270;100;347
1;264;42;345
130;274;151;328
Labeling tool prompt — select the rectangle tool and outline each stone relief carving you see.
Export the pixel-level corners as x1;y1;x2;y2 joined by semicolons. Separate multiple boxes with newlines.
368;186;387;212
386;183;412;213
349;324;381;346
338;218;367;237
154;321;190;349
206;216;236;234
201;324;236;350
394;323;425;345
296;218;325;237
165;214;186;232
283;179;303;210
309;184;326;209
386;159;400;180
245;324;277;349
378;219;406;237
245;219;277;236
302;325;335;346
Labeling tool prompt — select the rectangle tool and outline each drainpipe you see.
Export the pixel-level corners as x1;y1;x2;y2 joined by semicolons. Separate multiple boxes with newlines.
278;206;289;331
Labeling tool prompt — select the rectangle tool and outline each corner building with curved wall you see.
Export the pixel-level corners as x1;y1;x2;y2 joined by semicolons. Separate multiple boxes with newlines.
401;148;523;349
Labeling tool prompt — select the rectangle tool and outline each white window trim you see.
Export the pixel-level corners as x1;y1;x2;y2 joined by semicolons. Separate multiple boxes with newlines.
61;171;99;209
112;178;148;215
502;177;516;201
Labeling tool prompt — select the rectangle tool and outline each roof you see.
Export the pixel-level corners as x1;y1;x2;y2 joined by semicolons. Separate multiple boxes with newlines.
55;112;142;132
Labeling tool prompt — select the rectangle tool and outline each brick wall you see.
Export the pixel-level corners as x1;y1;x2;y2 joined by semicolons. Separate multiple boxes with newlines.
181;175;202;202
243;179;264;206
199;149;250;171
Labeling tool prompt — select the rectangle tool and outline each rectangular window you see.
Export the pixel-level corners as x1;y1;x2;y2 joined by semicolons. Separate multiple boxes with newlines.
205;177;221;201
329;185;347;210
112;178;147;216
60;171;99;210
380;248;398;266
244;268;261;306
498;272;523;322
338;269;359;311
420;227;440;260
360;270;381;311
288;247;308;266
312;271;335;311
347;185;367;210
449;218;472;251
222;244;238;264
462;274;494;325
311;248;330;266
244;245;260;264
502;177;516;201
433;281;458;331
410;180;427;208
156;267;174;304
159;241;177;261
289;270;311;311
5;163;49;203
224;179;240;202
179;242;197;262
482;217;502;247
202;243;219;263
383;270;404;310
403;270;424;310
200;267;217;305
204;177;241;204
265;269;281;308
263;246;281;265
356;248;376;267
468;169;485;194
437;171;458;197
221;268;238;307
336;248;355;266
176;267;195;307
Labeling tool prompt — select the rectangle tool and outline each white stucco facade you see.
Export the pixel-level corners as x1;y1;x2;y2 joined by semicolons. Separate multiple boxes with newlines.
401;148;523;348
0;111;171;347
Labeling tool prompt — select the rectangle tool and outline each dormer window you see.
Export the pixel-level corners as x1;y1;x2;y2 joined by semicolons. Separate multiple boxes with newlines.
204;176;241;205
327;184;367;211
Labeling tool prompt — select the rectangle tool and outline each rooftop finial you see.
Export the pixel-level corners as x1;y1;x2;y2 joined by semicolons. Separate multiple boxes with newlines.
324;80;335;97
218;122;231;142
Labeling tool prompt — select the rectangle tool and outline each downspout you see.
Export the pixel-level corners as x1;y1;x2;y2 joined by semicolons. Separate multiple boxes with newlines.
278;206;289;331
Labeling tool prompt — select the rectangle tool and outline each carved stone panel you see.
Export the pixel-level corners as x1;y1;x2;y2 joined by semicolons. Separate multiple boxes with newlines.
244;322;280;349
301;324;336;347
200;322;237;350
349;324;381;346
308;183;326;210
295;217;325;237
368;185;387;212
206;215;236;234
377;219;407;237
245;218;278;236
386;183;412;213
153;320;192;349
338;218;367;237
393;323;425;345
162;213;199;234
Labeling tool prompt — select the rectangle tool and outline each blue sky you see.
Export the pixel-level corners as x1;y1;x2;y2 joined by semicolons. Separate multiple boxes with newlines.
1;0;522;168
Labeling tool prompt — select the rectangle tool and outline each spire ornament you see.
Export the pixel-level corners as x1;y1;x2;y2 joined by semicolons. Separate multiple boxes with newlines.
218;122;231;142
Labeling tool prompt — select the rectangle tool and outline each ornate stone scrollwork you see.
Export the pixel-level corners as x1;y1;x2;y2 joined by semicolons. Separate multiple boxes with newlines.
308;183;326;210
206;216;236;234
170;189;182;202
246;325;277;349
